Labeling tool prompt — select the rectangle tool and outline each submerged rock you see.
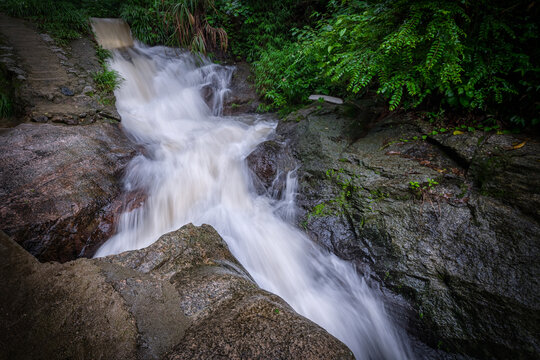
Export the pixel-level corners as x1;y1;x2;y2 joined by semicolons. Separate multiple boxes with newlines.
0;122;138;262
0;224;353;360
252;102;540;359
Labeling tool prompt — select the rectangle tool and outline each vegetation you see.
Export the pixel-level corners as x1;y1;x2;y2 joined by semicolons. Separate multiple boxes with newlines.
0;66;14;119
92;68;121;93
243;0;539;127
1;0;538;127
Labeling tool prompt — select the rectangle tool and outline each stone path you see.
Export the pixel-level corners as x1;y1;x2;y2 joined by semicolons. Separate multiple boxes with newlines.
0;14;118;127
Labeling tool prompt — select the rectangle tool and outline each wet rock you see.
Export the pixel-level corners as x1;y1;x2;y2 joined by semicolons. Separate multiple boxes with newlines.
60;86;74;96
223;62;260;115
0;232;139;360
0;122;138;262
270;102;540;359
0;224;354;359
247;140;296;196
167;292;354;360
31;114;48;123
82;85;94;94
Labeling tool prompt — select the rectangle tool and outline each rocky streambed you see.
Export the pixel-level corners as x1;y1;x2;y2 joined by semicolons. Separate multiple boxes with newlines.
1;225;353;359
0;15;354;359
1;13;538;360
248;101;540;359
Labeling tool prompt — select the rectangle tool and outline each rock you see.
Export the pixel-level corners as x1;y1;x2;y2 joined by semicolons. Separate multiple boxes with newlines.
51;114;78;125
309;94;344;104
99;109;121;122
223;62;260;115
39;33;53;42
60;86;74;96
263;102;540;359
246;139;296;196
31;114;48;123
0;231;139;360
0;224;354;360
167;292;354;360
82;85;94;94
0;122;138;262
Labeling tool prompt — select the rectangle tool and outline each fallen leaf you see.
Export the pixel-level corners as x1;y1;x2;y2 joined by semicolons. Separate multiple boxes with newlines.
385;151;401;155
453;130;465;135
512;141;526;150
420;160;431;165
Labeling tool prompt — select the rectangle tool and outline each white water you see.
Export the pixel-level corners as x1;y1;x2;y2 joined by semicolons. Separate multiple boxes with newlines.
95;43;413;359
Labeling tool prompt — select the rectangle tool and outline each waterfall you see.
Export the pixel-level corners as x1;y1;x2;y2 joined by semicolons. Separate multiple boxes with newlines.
91;21;413;359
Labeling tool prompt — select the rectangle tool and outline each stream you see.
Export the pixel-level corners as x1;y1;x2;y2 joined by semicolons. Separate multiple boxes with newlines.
93;32;413;359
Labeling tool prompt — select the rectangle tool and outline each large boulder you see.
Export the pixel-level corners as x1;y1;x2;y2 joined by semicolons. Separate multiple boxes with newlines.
0;122;139;262
0;224;353;360
250;102;540;359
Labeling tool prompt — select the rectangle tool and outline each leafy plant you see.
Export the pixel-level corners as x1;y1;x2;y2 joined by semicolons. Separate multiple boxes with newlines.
409;178;439;198
92;67;121;93
164;0;228;54
249;0;539;125
120;1;172;45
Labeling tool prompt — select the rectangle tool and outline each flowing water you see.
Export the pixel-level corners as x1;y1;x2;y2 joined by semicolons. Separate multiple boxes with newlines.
92;22;412;359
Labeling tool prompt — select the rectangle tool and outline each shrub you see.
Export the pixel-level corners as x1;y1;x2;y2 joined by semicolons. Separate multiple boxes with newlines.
251;0;539;125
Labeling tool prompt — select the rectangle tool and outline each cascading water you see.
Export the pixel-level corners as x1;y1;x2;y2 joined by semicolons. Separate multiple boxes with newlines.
94;38;413;359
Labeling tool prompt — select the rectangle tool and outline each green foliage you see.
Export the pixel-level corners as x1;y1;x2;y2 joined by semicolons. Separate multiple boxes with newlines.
92;67;121;93
253;41;332;110
162;0;228;53
95;45;112;64
409;178;439;198
212;0;326;62
120;1;172;46
249;0;539;125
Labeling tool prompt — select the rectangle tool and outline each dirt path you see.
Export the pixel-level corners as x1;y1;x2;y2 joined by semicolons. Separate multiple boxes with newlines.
0;14;117;126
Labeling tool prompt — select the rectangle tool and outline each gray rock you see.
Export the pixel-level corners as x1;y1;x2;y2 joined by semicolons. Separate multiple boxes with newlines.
31;115;48;123
39;33;53;42
0;224;354;360
82;85;94;94
258;102;540;359
60;86;74;96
